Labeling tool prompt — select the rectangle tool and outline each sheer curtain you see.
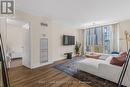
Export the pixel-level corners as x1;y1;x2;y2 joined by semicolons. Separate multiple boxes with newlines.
85;25;113;53
112;24;119;52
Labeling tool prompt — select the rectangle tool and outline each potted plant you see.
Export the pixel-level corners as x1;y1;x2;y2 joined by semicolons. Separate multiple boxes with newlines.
75;42;81;56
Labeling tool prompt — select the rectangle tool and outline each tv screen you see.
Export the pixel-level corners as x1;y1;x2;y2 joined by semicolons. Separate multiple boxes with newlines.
63;35;75;45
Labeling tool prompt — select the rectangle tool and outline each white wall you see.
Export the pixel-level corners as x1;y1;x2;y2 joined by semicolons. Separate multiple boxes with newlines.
7;24;24;58
51;22;83;61
14;10;50;68
105;20;130;52
78;29;84;54
6;23;31;68
12;10;130;69
13;10;83;68
118;20;130;51
0;18;7;53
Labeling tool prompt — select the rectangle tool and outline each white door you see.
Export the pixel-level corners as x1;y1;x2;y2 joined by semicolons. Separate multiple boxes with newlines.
22;27;31;68
40;38;48;63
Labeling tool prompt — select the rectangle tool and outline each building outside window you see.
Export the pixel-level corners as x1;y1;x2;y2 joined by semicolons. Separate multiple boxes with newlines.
86;25;112;53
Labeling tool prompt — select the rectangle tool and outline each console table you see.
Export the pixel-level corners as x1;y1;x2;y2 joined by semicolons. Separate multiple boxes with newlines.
64;52;72;59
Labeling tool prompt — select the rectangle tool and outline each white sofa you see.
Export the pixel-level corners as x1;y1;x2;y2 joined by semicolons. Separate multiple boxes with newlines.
76;56;130;87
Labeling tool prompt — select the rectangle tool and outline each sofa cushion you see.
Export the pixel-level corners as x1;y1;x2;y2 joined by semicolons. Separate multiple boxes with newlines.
99;63;122;83
110;56;126;66
77;58;106;76
105;56;113;63
76;57;126;84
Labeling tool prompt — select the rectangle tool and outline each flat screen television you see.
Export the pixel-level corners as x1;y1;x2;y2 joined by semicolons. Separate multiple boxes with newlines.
63;35;75;45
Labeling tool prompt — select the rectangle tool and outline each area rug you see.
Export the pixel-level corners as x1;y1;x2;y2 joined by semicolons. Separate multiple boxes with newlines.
54;56;122;87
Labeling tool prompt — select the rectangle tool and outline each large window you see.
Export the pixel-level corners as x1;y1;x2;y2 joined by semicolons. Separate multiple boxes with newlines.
86;25;112;53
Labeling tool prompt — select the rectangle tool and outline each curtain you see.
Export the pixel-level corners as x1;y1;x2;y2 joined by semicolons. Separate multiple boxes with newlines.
85;25;113;53
112;24;119;52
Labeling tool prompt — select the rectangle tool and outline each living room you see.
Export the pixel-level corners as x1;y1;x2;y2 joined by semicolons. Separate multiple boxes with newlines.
0;0;130;87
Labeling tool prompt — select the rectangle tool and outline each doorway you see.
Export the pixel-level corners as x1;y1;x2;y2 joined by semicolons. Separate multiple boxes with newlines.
40;38;48;63
6;18;31;68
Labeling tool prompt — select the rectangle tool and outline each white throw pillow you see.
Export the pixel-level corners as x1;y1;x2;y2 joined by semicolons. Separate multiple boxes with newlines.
111;54;119;57
105;56;113;63
99;54;110;60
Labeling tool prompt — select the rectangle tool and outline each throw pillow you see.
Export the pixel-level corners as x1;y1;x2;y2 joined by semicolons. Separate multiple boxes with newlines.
110;56;126;66
120;52;128;57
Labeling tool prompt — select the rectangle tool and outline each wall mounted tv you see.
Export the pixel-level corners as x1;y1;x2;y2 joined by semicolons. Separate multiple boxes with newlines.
63;35;75;45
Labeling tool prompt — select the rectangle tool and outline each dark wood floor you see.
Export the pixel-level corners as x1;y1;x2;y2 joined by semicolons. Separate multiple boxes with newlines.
8;60;91;87
10;58;22;68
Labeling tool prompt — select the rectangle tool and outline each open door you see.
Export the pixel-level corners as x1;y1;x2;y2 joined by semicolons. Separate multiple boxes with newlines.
22;24;31;68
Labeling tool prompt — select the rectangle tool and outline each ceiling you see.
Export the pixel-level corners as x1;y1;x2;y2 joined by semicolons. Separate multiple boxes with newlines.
16;0;130;28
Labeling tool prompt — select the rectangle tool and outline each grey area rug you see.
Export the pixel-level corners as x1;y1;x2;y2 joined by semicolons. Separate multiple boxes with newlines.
54;56;124;87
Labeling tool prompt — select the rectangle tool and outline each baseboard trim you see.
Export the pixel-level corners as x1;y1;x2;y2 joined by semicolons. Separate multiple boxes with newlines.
31;61;54;69
11;57;22;60
52;57;66;62
30;57;68;69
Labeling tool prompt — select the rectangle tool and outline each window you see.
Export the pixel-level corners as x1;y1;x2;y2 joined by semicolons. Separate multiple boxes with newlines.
86;25;112;53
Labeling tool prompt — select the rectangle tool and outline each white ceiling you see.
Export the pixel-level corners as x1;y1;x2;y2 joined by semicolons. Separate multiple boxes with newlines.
16;0;130;28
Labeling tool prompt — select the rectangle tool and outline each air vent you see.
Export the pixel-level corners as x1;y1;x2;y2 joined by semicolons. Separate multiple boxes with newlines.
40;22;48;27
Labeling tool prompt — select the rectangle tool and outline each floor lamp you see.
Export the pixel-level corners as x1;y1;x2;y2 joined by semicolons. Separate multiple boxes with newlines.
124;31;129;51
118;31;130;87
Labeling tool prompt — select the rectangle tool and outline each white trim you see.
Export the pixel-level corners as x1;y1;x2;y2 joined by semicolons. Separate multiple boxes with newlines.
117;23;120;52
52;57;66;62
84;30;87;53
31;61;54;69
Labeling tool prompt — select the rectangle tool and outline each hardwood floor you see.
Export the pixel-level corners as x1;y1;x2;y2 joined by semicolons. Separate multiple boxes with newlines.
10;58;22;68
8;61;91;87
